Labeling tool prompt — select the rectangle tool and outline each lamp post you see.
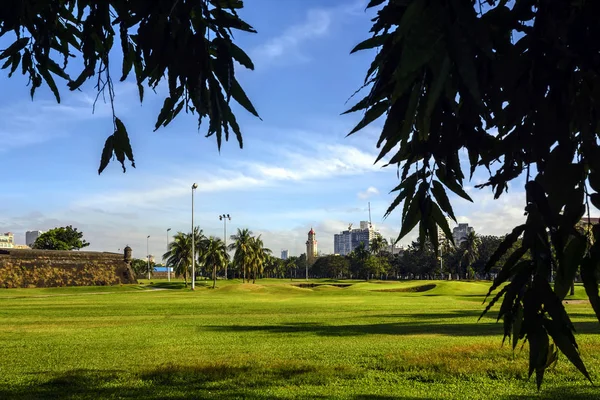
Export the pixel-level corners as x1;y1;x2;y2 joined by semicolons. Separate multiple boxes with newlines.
166;228;171;282
146;235;151;280
219;214;231;279
191;183;198;290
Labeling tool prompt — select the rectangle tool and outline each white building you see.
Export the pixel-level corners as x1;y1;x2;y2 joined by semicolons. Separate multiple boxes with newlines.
26;230;44;247
452;223;474;245
0;232;15;249
334;221;379;256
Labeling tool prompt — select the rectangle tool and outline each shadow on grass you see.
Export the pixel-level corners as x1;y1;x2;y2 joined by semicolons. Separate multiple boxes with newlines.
203;320;600;338
0;364;423;399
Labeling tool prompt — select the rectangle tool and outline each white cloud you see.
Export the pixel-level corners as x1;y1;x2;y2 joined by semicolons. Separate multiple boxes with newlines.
0;82;137;152
251;9;332;67
358;186;379;199
250;0;368;69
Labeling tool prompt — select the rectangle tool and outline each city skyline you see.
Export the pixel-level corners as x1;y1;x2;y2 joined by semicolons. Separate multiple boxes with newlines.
0;0;557;259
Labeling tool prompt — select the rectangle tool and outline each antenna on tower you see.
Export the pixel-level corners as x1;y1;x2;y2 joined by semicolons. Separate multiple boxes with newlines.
368;202;372;229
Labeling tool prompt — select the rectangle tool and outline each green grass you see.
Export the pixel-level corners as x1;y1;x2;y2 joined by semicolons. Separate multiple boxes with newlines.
0;279;599;399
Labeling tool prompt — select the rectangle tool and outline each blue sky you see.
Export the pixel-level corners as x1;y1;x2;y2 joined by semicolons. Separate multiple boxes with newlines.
0;0;533;259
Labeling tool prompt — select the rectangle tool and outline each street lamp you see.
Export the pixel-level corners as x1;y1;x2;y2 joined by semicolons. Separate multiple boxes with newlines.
191;183;198;290
146;235;151;280
219;214;231;279
166;228;171;282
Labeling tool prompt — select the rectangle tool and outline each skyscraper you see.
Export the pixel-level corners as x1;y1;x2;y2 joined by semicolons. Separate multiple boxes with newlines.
26;230;44;247
333;221;379;256
452;223;474;245
281;250;289;260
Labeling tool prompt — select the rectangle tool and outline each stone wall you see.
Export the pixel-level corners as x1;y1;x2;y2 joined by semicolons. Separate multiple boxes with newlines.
0;249;137;288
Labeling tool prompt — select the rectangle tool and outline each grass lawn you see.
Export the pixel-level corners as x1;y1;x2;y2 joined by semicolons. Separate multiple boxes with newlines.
0;279;599;399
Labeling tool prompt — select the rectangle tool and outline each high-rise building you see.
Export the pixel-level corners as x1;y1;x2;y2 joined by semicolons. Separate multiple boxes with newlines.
306;228;317;265
333;222;379;256
281;250;288;260
26;230;44;247
0;232;15;249
452;223;474;245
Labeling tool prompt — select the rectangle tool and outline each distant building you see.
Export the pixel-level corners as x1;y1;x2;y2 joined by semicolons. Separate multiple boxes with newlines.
281;250;289;260
13;244;31;250
333;221;380;256
0;232;14;249
26;230;44;247
452;223;474;245
306;228;317;266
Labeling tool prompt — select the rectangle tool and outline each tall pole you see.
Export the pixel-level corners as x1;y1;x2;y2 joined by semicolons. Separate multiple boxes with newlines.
166;228;171;282
147;235;151;280
191;183;198;290
220;214;231;280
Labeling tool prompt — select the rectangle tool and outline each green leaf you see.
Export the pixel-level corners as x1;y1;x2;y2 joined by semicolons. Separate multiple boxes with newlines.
423;55;450;136
230;78;260;118
543;317;592;384
430;201;453;245
367;0;387;7
555;234;586;300
512;303;524;351
113;117;135;172
229;42;254;70
447;24;483;108
591;193;600;210
98;136;114;175
37;65;61;103
484;225;526;272
398;192;422;241
435;169;473;202
351;34;390;54
349;101;388;135
46;57;70;80
581;257;600;323
431;180;456;222
0;37;29;60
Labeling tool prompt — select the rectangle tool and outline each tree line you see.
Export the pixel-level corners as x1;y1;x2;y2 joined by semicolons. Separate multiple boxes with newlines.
132;227;521;284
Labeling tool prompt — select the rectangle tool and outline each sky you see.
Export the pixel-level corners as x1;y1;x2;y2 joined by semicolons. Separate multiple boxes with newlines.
0;0;537;259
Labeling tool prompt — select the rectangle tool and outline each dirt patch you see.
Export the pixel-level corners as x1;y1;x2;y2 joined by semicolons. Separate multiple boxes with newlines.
373;284;437;293
563;300;589;305
293;283;353;289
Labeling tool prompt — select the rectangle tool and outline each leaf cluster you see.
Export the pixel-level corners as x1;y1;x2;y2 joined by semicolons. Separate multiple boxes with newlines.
0;0;259;173
349;0;600;387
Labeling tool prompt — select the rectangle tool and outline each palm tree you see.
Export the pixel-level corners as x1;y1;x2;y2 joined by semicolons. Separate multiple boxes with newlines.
460;231;480;279
248;235;271;283
199;236;229;289
229;228;253;282
162;228;204;287
162;231;193;287
369;235;388;256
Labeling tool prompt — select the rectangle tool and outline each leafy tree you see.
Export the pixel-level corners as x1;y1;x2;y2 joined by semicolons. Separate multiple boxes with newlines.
472;235;503;277
460;231;480;279
229;228;253;283
163;232;193;287
162;228;203;287
247;235;271;283
199;236;229;289
285;256;298;280
0;0;259;173
130;258;147;277
311;255;350;279
401;240;438;280
349;242;372;280
348;0;600;385
32;226;90;250
369;235;388;256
